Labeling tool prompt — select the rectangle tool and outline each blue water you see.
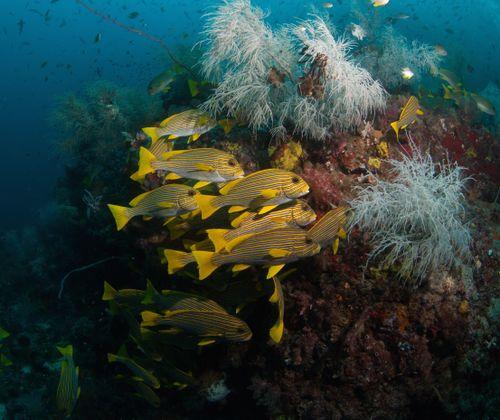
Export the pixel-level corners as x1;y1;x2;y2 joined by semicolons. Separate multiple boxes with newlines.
1;0;498;229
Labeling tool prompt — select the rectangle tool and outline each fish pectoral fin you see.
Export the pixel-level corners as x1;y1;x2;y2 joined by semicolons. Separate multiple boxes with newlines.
268;248;291;258
338;227;347;239
228;205;247;213
259;189;280;199
257;205;278;215
158;202;176;208
232;264;251;272
165;172;183;180
195;163;215;172
191;133;201;142
193;181;211;189
267;264;286;279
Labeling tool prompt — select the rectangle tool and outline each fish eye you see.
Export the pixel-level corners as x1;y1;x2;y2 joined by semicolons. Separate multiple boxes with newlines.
187;190;196;196
227;158;237;167
291;176;300;184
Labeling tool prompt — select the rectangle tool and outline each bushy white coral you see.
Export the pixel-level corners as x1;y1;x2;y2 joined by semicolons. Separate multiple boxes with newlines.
361;28;442;90
349;146;471;282
200;0;387;139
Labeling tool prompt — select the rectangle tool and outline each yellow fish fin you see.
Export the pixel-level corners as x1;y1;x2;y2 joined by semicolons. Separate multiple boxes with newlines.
390;121;400;140
195;163;215;172
168;134;179;140
269;249;291;258
187;79;200;97
269;282;280;303
195;194;220;219
192;251;219;280
198;339;216;346
102;281;117;301
165;172;183;180
191;133;201;142
258;205;278;215
57;344;73;358
130;171;144;182
417;109;424;115
193;180;211;189
140;311;160;327
231;211;252;228
137;147;157;178
267;264;285;279
180;209;200;219
142;127;160;144
129;190;152;206
270;320;284;344
332;237;340;255
206;229;230;252
228;205;247;213
338;227;347;239
218;178;242;195
164;249;192;275
143;216;153;221
159;114;176;127
161;150;187;160
158;202;176;208
259;189;280;199
107;204;132;231
232;264;251;272
225;234;254;252
162;217;176;226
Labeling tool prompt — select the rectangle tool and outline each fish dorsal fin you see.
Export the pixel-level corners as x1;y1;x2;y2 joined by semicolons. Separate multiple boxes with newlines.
268;248;291;258
225;233;254;252
228;205;247;213
218;178;242;195
129;190;152;207
267;264;285;279
159;114;176;127
161;150;188;160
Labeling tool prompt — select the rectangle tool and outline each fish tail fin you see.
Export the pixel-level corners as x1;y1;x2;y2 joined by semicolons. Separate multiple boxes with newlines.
102;281;117;301
164;249;192;274
107;204;133;231
195;194;220;220
141;311;159;327
206;229;230;252
390;121;400;140
192;251;219;280
57;344;73;358
270;321;284;344
142;127;160;145
137;147;156;178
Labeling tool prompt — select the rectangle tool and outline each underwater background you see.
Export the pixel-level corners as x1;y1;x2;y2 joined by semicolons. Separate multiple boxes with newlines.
0;0;498;418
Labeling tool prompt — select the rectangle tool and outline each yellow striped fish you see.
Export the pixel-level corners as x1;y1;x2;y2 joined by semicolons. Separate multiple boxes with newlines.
107;184;199;230
206;199;317;252
192;226;321;280
196;169;310;220
107;353;160;389
141;310;252;344
56;345;80;417
390;96;423;140
132;147;244;187
142;109;216;144
269;276;284;343
307;207;349;248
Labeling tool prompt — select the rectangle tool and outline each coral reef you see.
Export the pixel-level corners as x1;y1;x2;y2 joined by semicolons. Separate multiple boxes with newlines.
349;144;471;281
201;0;387;139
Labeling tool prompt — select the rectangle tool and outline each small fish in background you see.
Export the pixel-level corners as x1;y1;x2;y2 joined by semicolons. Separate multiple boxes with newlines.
128;11;139;19
141;309;252;344
350;23;366;41
466;64;474;73
206;199;317;252
401;67;414;80
108;353;160;389
195;169;310;219
470;93;496;116
107;184;199;231
192;226;321;280
147;67;181;95
307;207;349;250
94;33;101;43
437;68;461;88
142;109;217;144
372;0;390;7
322;2;334;8
390;96;423;140
434;44;448;56
131;147;245;187
17;19;25;34
56;345;80;417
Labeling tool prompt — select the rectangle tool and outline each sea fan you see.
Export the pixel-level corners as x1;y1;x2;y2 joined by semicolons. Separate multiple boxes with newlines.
349;146;471;282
